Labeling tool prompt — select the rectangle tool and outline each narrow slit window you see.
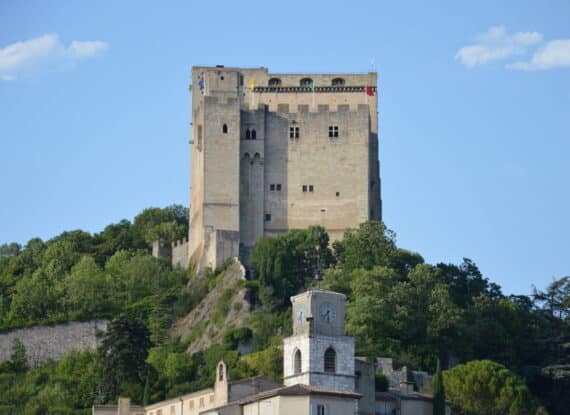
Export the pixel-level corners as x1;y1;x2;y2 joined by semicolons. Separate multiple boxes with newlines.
276;184;282;191
302;185;307;192
309;185;314;192
265;213;271;222
245;129;251;140
251;129;256;140
270;184;275;191
222;124;228;134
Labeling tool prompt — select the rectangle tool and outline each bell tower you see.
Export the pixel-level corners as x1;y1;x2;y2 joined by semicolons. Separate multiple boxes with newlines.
283;290;355;392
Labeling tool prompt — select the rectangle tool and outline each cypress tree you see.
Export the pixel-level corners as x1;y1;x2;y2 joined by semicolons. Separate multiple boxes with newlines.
433;358;446;415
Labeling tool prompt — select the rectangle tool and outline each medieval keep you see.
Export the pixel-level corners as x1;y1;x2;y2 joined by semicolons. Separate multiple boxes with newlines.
154;66;382;271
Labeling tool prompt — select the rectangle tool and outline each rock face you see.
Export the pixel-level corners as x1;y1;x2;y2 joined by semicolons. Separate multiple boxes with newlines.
170;258;251;354
0;319;108;367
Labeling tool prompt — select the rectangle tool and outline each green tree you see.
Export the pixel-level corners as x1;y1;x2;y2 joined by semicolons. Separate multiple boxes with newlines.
432;358;445;415
11;338;28;374
251;226;332;306
63;255;112;316
99;315;152;401
333;221;397;273
443;360;538;415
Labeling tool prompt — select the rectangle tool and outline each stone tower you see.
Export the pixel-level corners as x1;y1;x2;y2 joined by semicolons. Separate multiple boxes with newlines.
283;290;355;392
189;68;242;270
187;66;382;271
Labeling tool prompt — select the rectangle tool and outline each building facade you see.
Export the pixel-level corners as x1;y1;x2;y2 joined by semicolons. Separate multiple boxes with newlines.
184;66;381;270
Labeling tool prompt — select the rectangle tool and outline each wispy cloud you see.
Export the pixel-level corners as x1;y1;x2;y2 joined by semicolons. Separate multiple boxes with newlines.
0;34;108;80
507;40;570;71
455;26;543;68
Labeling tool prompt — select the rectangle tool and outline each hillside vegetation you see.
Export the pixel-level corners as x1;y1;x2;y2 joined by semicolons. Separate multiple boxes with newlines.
0;209;568;415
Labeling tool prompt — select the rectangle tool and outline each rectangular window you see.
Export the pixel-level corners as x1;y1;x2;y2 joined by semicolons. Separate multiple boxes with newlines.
309;185;314;192
302;185;307;192
270;184;275;191
328;125;339;138
289;126;300;138
265;213;272;222
276;184;282;191
336;191;340;197
317;404;326;415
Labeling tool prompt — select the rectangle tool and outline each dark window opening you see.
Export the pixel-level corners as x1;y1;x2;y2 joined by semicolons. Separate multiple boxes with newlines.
302;185;307;192
309;185;314;192
222;124;228;134
268;77;282;86
336;192;340;197
294;349;302;374
245;129;251;140
270;184;275;191
218;364;224;381
276;184;282;191
316;405;325;415
328;126;339;138
300;78;313;87
220;75;224;80
289;127;300;139
331;78;345;86
251;129;256;140
324;347;336;373
264;213;271;222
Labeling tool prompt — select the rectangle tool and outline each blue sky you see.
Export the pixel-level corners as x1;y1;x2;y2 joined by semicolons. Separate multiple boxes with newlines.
1;0;569;295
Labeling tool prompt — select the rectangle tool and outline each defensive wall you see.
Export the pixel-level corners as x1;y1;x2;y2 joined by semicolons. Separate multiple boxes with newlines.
0;319;108;367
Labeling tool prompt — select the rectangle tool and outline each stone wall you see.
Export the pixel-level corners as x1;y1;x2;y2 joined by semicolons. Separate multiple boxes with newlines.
171;238;189;269
0;319;108;367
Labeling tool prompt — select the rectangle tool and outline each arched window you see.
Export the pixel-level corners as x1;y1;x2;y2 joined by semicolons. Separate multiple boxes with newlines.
268;77;281;86
331;78;345;86
218;363;224;381
324;347;336;373
294;349;302;374
222;124;228;134
300;78;313;87
251;129;256;140
245;128;251;140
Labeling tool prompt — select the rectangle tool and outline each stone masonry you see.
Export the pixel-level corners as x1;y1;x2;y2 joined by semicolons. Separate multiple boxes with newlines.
155;66;382;271
0;319;108;367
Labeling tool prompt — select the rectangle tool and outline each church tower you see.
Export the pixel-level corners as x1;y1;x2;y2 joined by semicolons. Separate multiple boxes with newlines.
283;290;355;392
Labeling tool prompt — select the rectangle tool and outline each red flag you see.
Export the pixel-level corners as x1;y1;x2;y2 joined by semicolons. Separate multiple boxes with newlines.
366;86;375;96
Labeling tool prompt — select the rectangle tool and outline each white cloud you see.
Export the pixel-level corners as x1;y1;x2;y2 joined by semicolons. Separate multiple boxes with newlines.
507;39;570;71
0;34;108;80
68;40;108;58
455;26;543;68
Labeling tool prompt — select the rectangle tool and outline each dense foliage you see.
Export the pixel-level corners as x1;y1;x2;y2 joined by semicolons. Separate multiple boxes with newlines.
443;360;539;415
0;205;189;329
0;215;567;415
252;221;568;414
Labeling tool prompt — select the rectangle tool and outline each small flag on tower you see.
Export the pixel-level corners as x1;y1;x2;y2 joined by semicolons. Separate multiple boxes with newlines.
366;86;375;96
309;81;315;92
249;79;255;90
